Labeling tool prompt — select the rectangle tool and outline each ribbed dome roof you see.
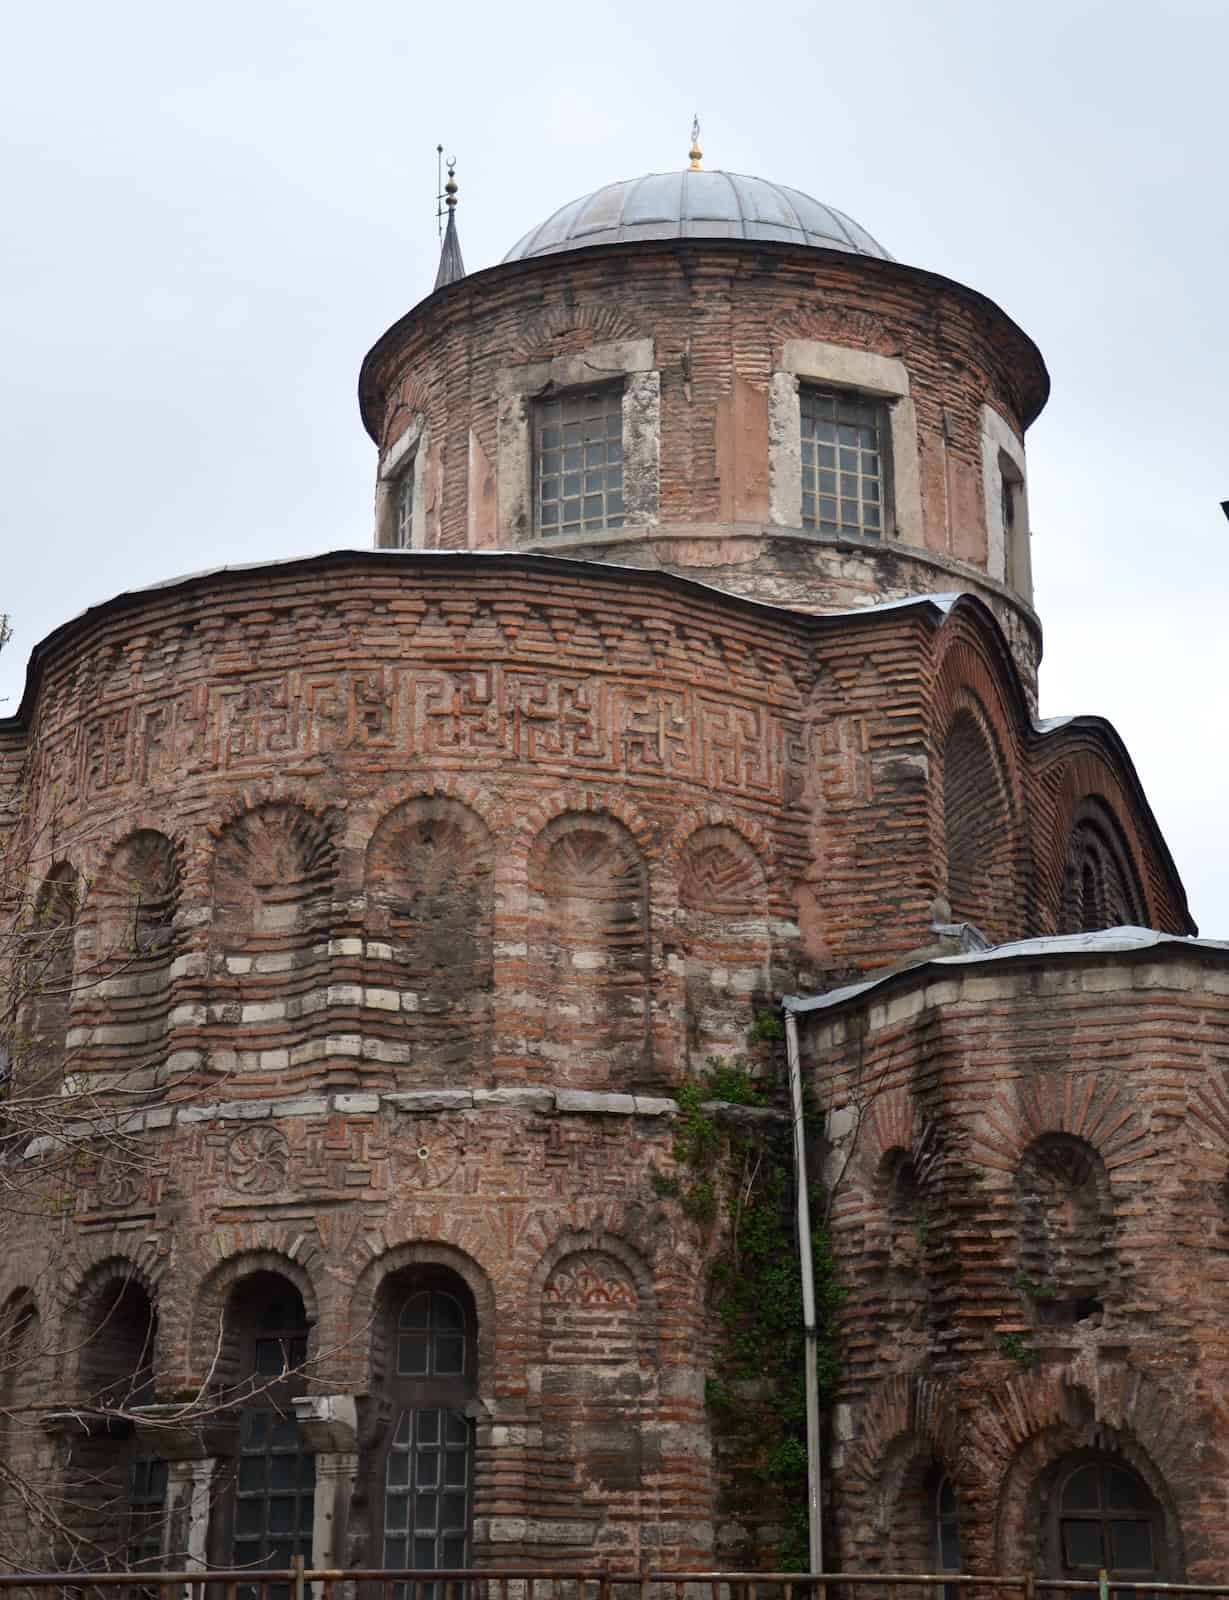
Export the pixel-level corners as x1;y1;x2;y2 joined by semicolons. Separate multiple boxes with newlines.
502;170;891;263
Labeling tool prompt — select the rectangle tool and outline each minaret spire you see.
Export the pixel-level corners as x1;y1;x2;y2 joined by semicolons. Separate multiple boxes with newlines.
434;154;466;290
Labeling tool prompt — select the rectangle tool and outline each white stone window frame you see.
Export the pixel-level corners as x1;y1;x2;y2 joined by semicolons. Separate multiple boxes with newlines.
376;413;429;550
497;339;659;545
981;403;1032;601
769;339;923;546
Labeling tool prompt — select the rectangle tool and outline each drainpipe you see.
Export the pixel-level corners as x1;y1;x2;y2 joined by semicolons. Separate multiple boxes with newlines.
784;1004;823;1573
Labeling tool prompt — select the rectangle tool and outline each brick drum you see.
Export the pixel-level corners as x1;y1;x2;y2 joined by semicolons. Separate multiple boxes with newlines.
0;163;1207;1583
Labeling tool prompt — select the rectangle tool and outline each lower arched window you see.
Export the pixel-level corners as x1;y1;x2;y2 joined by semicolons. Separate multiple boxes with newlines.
218;1274;315;1588
1052;1458;1166;1584
381;1280;474;1583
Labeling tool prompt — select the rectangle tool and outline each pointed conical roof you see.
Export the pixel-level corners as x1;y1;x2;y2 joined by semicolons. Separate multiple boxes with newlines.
434;161;466;289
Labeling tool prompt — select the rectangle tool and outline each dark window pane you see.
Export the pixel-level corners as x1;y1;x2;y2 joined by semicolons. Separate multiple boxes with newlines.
1111;1520;1155;1572
1107;1469;1149;1511
1063;1466;1102;1512
418;1408;441;1443
1063;1519;1106;1569
237;1500;263;1536
398;1333;429;1375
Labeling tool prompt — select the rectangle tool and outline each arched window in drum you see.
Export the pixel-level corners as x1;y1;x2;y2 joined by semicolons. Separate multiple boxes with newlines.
382;1285;474;1586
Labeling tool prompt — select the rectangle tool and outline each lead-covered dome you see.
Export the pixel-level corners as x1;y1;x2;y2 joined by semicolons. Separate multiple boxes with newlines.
502;169;892;262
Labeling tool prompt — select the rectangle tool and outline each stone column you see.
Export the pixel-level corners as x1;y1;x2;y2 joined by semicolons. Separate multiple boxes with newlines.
165;1457;215;1579
294;1395;361;1579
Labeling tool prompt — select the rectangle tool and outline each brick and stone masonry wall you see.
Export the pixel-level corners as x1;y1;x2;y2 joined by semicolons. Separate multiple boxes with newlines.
360;241;1048;700
801;944;1229;1580
0;550;1191;1568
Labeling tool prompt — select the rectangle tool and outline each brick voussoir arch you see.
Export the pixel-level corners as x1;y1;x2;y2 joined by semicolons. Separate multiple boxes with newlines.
188;1245;323;1382
346;774;508;857
842;1370;961;1504
74;814;187;903
518;786;660;865
510;303;647;364
986;1366;1191;1574
663;806;778;900
1032;738;1156;930
966;1071;1155;1179
348;1239;498;1394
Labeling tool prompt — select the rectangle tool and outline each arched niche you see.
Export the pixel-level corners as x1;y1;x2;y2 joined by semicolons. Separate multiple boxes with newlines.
82;830;181;1089
365;1265;478;1574
528;812;651;1089
942;706;1014;941
364;796;495;1076
212;802;336;949
0;1293;43;1558
22;862;79;1098
210;1270;315;1574
1014;1133;1116;1324
1060;799;1146;933
677;825;770;1069
62;1272;161;1567
77;1271;158;1410
537;1248;650;1544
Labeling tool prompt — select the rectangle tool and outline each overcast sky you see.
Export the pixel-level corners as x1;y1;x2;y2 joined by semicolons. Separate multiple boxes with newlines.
1;0;1225;932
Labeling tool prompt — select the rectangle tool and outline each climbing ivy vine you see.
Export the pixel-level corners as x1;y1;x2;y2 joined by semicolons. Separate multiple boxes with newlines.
651;1038;844;1570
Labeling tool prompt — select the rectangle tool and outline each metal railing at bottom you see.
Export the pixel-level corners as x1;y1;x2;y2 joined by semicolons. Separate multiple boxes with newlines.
1;1567;1228;1600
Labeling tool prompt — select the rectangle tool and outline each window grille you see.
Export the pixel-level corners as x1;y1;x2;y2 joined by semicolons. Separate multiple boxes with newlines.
383;1288;473;1593
800;387;886;536
1057;1460;1160;1579
233;1410;315;1589
127;1457;168;1570
395;466;416;549
535;387;624;535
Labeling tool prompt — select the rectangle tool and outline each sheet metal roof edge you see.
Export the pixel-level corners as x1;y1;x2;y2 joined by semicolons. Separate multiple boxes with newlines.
783;926;1229;1017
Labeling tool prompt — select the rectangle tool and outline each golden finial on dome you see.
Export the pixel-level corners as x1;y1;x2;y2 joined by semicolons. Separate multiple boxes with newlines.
688;115;702;170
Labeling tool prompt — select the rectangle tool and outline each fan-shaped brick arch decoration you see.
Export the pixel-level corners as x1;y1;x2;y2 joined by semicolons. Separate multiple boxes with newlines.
966;1072;1154;1180
364;795;495;1076
941;701;1015;942
526;809;652;1089
1038;749;1155;934
676;823;771;1068
75;828;183;1088
211;799;338;945
510;304;647;364
86;829;182;959
985;1369;1190;1574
